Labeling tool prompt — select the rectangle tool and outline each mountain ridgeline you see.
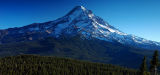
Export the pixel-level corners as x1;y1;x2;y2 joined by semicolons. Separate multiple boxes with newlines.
0;6;159;50
0;6;159;69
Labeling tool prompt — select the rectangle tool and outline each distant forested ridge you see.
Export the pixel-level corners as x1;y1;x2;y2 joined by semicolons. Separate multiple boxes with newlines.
0;55;138;75
0;37;154;68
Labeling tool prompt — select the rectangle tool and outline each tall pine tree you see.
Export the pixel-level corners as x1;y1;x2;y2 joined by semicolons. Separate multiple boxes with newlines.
150;50;159;75
140;56;148;75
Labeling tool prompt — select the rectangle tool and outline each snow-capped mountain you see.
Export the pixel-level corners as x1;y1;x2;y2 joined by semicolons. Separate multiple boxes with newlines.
0;6;160;50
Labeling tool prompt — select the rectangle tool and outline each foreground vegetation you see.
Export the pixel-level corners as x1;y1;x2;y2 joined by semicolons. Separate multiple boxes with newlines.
139;50;159;75
0;50;159;75
0;37;154;68
0;55;138;75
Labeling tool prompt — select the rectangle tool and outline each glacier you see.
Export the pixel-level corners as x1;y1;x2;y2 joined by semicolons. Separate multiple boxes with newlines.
0;6;160;50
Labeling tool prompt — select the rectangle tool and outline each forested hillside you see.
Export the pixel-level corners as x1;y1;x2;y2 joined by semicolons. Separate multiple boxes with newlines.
0;37;154;68
0;55;138;75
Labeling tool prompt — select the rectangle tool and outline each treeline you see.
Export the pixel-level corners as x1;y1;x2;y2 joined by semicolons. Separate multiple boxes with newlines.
0;55;138;75
0;37;154;68
139;50;159;75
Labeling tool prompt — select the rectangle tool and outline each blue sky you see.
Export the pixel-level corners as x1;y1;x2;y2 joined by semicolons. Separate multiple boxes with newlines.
0;0;160;42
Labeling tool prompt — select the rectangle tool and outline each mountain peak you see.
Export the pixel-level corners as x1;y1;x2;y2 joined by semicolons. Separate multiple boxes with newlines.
74;6;86;11
0;6;160;50
66;6;90;17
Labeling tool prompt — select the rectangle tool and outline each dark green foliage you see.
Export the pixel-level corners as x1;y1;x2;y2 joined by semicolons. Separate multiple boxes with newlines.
139;56;149;75
0;36;155;68
150;50;159;75
0;55;138;75
150;51;159;67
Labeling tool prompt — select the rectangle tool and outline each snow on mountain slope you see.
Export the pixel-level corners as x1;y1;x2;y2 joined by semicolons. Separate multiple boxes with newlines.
0;6;160;50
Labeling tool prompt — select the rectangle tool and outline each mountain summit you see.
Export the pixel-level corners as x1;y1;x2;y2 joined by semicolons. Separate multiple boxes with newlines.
0;6;160;50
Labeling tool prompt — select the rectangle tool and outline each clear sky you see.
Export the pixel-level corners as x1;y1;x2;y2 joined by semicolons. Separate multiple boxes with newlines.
0;0;159;42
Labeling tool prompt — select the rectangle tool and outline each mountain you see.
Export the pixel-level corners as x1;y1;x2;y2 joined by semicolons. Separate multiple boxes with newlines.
0;6;159;68
0;6;159;50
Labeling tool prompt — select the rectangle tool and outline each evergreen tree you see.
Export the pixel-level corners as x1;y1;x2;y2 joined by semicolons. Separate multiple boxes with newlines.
0;55;138;75
140;56;147;75
150;50;159;75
